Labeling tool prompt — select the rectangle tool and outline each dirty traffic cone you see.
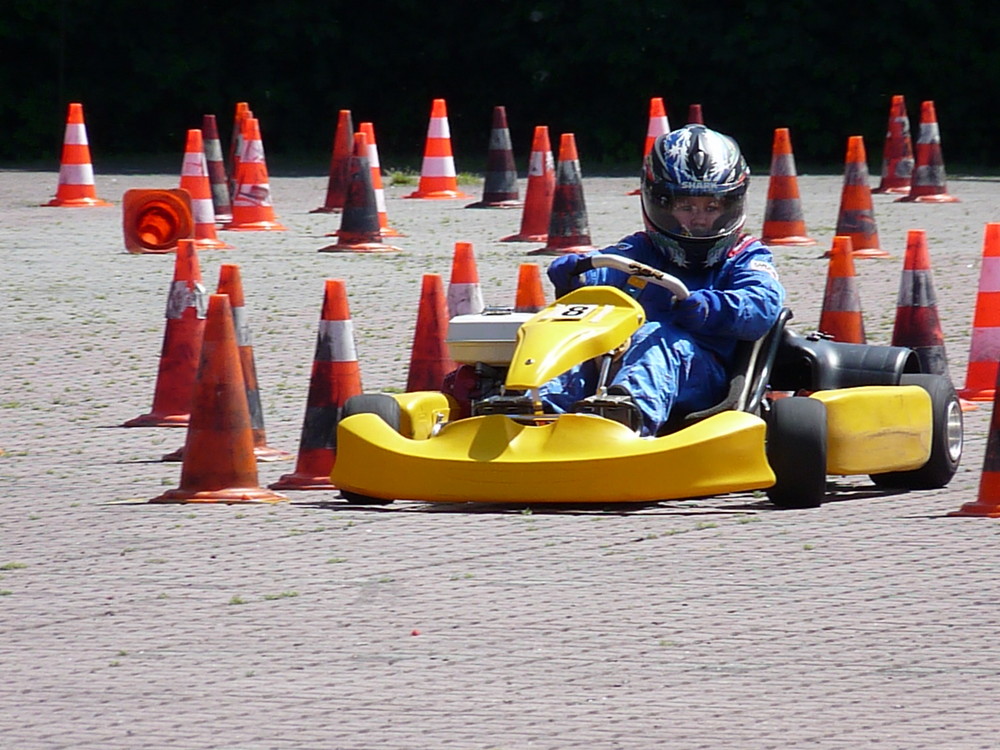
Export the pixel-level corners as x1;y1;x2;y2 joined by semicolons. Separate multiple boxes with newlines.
226;117;286;231
627;97;671;196
950;378;1000;517
407;274;457;392
312;109;354;213
43;102;112;207
687;103;704;125
514;263;547;312
897;100;959;203
404;98;471;199
359;121;403;237
500;125;556;242
529;133;596;256
891;230;950;376
447;241;486;317
122;188;194;254
466;105;521;208
227;102;251;198
319;132;401;253
873;95;915;195
760;128;816;246
150;294;287;504
180;129;232;250
202;114;232;222
818;235;866;343
270;279;363;490
163;264;291;462
122;239;207;427
960;223;1000;401
829;135;888;259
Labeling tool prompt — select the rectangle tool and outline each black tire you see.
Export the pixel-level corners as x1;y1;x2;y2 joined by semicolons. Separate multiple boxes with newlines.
766;396;828;509
870;374;963;490
337;394;402;505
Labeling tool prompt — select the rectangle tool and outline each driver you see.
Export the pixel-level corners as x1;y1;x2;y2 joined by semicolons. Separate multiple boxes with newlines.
542;124;785;436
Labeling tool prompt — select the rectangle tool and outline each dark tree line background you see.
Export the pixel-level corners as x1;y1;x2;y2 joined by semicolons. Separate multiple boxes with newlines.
4;1;1000;175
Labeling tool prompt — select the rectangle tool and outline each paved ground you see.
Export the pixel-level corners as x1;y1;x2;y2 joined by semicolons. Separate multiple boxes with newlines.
3;166;1000;749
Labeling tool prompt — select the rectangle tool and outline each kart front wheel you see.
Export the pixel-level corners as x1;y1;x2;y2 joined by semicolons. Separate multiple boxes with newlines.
766;396;828;509
337;394;401;505
870;374;963;490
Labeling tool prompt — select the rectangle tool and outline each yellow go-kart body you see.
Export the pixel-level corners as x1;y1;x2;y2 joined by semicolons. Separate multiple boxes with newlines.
332;285;938;505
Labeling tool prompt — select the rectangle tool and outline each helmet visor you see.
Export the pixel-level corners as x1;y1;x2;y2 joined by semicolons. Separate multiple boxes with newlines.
642;190;746;241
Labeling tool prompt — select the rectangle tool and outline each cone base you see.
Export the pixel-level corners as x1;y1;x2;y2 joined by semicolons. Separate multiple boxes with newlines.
380;227;406;238
268;473;340;491
44;197;114;208
403;190;473;200
948;502;1000;518
500;233;548;243
872;185;910;195
224;221;288;231
310;206;343;214
149;486;288;504
125;246;176;255
122;413;190;428
895;193;959;204
626;188;641;196
763;235;818;247
465;199;523;209
318;241;401;254
527;245;597;257
960;399;980;412
194;237;235;250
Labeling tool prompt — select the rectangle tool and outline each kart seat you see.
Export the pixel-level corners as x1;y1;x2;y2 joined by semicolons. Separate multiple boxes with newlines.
659;307;793;434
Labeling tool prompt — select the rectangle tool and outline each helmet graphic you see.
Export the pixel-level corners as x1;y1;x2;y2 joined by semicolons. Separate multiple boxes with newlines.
640;124;750;268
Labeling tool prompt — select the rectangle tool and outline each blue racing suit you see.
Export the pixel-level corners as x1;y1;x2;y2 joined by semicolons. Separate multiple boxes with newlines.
539;231;785;436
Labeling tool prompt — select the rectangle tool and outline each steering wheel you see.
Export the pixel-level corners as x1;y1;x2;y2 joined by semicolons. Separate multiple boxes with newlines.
577;253;689;300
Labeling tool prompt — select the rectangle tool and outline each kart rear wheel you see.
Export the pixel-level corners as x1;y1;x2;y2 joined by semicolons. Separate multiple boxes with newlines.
766;396;827;509
337;394;401;505
870;374;963;490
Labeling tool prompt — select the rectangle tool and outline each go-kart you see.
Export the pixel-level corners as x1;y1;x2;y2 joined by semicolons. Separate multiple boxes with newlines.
331;255;963;508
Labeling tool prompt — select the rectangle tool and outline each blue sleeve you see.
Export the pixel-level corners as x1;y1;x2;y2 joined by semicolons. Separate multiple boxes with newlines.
695;242;785;341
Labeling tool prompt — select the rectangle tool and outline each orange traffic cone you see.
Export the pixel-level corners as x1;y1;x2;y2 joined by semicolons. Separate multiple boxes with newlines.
312;109;354;213
529;133;596;256
687;103;704;125
959;223;1000;402
122;188;194;254
359;121;403;237
515;263;547;312
227;102;250;198
896;100;959;203
122;239;207;427
950;380;1000;517
319;132;401;253
226;117;286;231
270;280;363;490
202;114;232;222
43;102;112;207
500;125;556;242
760;128;816;246
818;235;866;343
830;135;888;259
873;95;915;195
447;241;485;317
404;98;471;199
180;129;232;250
891;230;950;375
406;274;457;392
163;264;292;462
150;294;287;504
627;97;671;196
466;105;521;208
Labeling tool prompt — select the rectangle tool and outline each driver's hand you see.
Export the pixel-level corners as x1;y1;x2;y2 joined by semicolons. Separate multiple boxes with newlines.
547;254;587;298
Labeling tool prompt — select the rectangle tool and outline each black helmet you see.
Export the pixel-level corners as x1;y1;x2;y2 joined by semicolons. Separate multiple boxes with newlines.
640;124;750;268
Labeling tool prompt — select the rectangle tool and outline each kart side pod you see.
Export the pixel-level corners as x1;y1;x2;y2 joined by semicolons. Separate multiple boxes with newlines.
770;329;922;392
